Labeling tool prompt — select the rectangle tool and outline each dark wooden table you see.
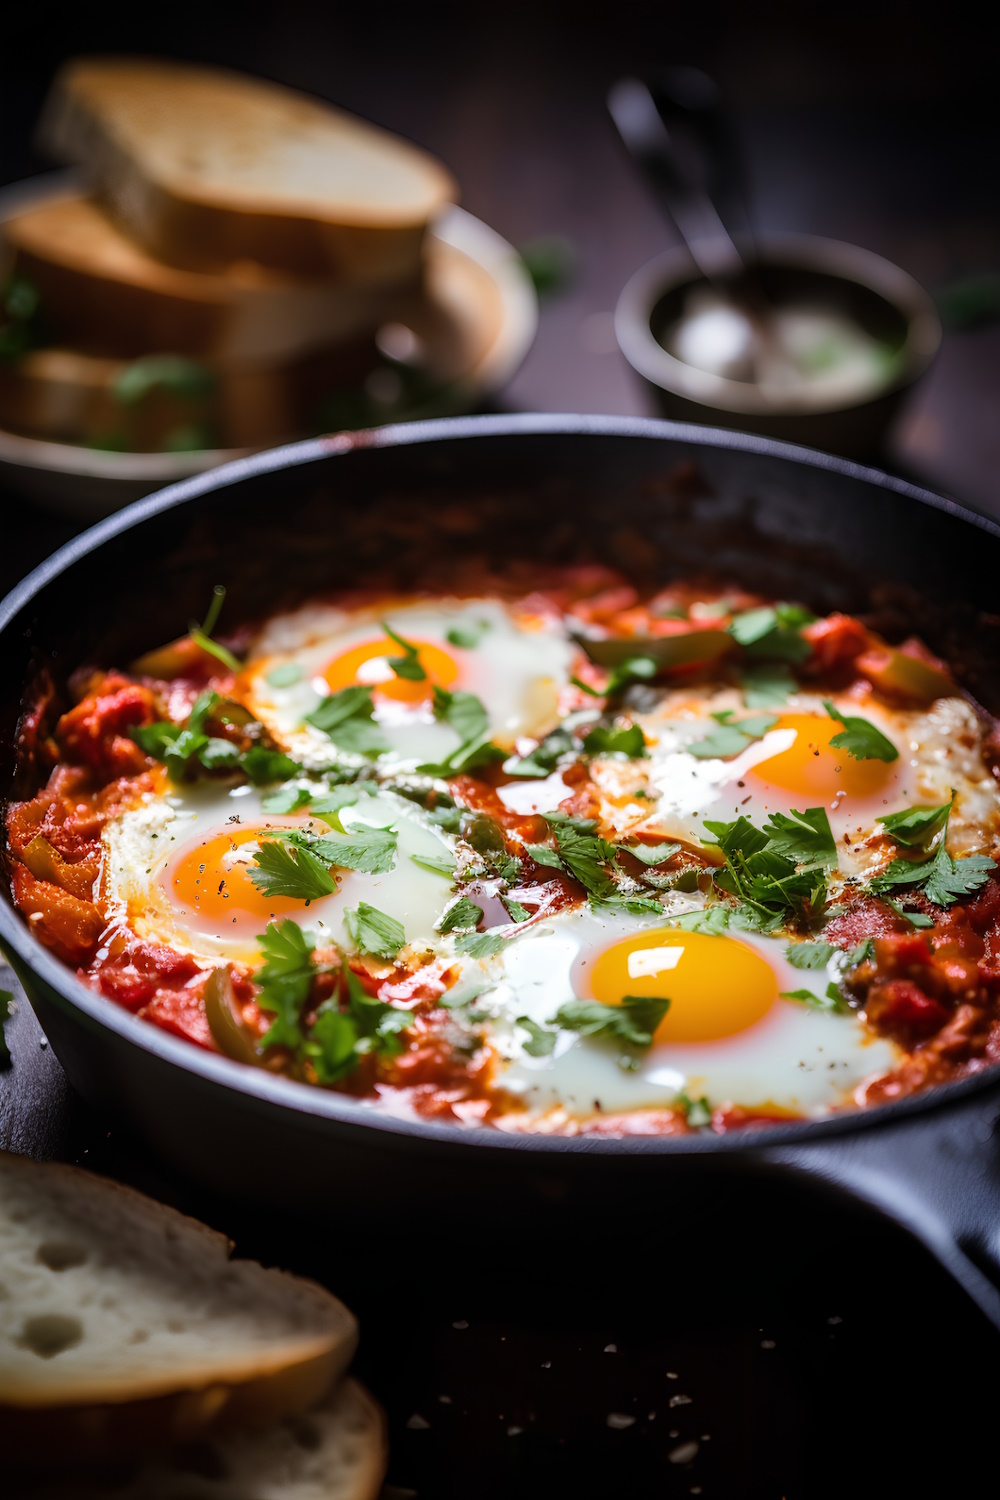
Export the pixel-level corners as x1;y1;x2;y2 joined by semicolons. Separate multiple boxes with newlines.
3;7;999;1494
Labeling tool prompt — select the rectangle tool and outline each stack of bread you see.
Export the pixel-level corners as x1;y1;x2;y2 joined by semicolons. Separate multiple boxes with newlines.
2;1151;387;1498
0;57;456;453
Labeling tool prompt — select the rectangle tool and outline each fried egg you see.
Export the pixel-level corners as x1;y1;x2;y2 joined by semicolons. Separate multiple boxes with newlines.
468;910;898;1116
103;782;456;963
241;598;574;772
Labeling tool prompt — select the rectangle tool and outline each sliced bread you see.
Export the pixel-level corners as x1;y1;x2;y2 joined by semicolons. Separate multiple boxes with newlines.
11;1378;388;1500
39;57;457;279
0;1151;358;1462
3;193;404;364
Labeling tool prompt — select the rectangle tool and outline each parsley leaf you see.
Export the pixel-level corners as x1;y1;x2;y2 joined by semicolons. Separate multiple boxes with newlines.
554;994;670;1048
266;662;302;688
260;783;312;814
582;722;647;758
410;851;457;877
688;711;777;760
622;841;681;866
188;585;241;673
729;604;815;663
502;897;532;923
306;686;388;756
823;701;899;763
432;685;488;742
785;941;837;970
762;808;837;871
255;921;318;1050
517;1016;558;1056
304;824;398;875
884;899;935;929
525;843;563;869
669;905;731;934
446;620;490;649
605;655;659;696
781;983;851;1014
242;747;302;785
740;662;797;708
506;727;576;778
456;931;510;958
704;811;830;922
249;839;337;903
311;964;411;1082
545;813;618;898
381;621;427;681
437;896;484;934
676;1091;712;1127
134;690;291;784
870;815;996;906
345;901;405;959
880;799;953;848
589;894;664;916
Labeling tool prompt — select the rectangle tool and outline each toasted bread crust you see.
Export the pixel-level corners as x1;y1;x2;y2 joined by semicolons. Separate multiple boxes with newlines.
39;58;456;277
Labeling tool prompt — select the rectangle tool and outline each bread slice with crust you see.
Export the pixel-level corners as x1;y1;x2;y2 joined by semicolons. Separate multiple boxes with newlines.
39;57;456;279
3;192;409;364
10;1378;388;1500
0;1151;358;1464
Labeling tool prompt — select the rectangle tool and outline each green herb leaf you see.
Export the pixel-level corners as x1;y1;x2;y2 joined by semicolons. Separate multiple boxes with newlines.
241;747;303;785
621;841;681;866
249;840;337;902
589;894;664;916
785;941;837;970
517;1016;558;1056
676;1090;712;1127
114;354;216;405
669;905;731;934
432;685;488;742
506;727;576;778
688;711;777;760
729;604;815;663
582;722;648;758
545;814;618;898
554;994;670;1048
456;931;510;958
410;851;457;877
438;896;484;934
446;620;490;649
606;655;659;696
884;899;935;929
345;901;406;959
306;686;388;756
740;662;797;708
847;939;875;966
780;984;850;1014
306;785;362;819
261;783;312;814
305;823;398;875
762;808;838;870
880;799;953;848
266;663;303;688
381;621;427;682
871;831;996;907
502;898;532;924
823;701;899;763
255;921;317;1050
525;843;564;869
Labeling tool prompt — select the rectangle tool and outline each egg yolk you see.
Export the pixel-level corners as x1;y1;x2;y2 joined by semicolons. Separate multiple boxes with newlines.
588;929;778;1043
161;824;335;935
323;636;460;705
747;713;895;800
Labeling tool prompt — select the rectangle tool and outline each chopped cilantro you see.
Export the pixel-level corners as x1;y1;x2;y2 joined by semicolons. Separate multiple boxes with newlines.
311;964;411;1082
506;727;576;778
255;921;319;1050
431;685;488;742
823;701;899;763
676;1091;712;1127
884;899;935;929
847;939;875;967
669;905;731;934
785;941;837;970
249;839;337;902
729;604;815;663
622;841;681;866
242;747;303;785
517;1016;558;1056
502;897;532;924
589;894;664;917
456;930;510;958
739;662;797;708
545;813;618;899
306;823;398;875
582;722;648;758
554;994;670;1048
688;710;777;760
880;799;953;848
307;785;362;819
870;819;995;906
761;808;837;870
780;984;850;1014
306;685;388;756
437;896;484;934
410;851;457;877
381;621;427;682
446;620;490;649
133;691;302;785
265;663;302;689
345;901;406;959
261;783;312;814
605;655;659;696
525;843;564;869
188;585;242;673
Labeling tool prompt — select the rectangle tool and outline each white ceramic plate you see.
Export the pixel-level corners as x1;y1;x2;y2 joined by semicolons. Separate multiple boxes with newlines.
0;174;538;518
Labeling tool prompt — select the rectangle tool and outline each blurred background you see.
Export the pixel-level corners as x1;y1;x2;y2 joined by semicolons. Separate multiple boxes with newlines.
2;0;999;513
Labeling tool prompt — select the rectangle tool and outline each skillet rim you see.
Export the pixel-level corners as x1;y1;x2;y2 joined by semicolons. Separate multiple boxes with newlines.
3;410;1000;1160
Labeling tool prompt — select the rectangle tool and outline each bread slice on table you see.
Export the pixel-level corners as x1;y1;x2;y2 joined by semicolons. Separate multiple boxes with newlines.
11;1377;388;1500
0;1151;358;1464
0;339;376;452
3;192;402;364
39;57;457;280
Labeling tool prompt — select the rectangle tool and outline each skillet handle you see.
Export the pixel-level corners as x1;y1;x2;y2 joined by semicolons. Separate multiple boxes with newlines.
759;1084;1000;1332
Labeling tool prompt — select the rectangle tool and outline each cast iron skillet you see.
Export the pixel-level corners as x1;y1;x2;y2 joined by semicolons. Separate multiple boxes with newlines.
2;414;1000;1328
